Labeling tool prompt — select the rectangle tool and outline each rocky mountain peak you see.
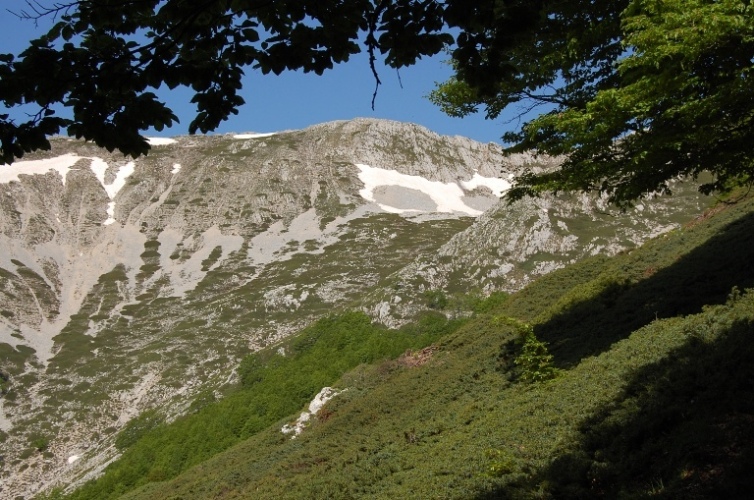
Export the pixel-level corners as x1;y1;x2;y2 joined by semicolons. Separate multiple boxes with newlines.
0;118;709;498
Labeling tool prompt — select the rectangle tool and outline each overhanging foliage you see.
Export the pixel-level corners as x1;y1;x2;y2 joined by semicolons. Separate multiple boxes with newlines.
432;0;754;206
0;0;452;163
2;0;753;206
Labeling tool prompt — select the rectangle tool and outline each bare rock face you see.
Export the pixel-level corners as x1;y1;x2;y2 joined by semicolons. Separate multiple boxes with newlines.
0;118;709;497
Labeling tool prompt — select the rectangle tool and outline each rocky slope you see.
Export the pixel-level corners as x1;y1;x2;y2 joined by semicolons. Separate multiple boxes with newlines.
0;118;709;497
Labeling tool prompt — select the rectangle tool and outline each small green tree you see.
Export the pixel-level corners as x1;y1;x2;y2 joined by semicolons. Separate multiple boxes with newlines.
497;316;558;383
515;327;558;383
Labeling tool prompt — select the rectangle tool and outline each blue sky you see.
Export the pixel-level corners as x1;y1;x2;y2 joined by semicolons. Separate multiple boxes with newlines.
1;7;521;145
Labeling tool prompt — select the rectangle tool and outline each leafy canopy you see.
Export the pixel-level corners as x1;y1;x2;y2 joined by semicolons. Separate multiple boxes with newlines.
3;0;753;206
0;0;452;164
432;0;754;206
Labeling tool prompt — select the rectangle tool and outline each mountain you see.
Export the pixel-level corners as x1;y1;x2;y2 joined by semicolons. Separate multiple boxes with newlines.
0;118;710;498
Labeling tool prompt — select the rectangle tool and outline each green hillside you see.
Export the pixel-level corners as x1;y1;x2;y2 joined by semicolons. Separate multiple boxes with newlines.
53;193;754;499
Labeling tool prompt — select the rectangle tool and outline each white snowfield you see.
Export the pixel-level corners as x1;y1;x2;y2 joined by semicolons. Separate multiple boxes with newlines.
1;154;134;226
355;163;511;216
146;137;177;146
89;158;136;225
281;387;343;438
460;172;511;197
233;132;277;139
2;153;508;220
0;153;81;186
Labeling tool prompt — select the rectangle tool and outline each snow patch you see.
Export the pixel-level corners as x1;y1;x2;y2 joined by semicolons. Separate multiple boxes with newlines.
281;387;343;438
4;155;134;225
171;163;181;174
103;202;118;226
105;162;135;200
460;172;512;197
67;455;80;465
233;132;277;139
91;160;135;225
355;163;510;216
146;137;176;146
0;153;82;186
90;159;134;225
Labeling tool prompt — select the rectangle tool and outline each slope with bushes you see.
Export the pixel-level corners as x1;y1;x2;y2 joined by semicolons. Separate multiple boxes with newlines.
50;194;754;499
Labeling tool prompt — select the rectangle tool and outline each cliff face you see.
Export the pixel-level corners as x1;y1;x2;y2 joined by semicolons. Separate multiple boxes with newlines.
0;118;708;497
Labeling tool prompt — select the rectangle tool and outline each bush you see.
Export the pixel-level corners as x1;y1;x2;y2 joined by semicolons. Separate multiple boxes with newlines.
496;316;558;383
30;435;50;452
515;329;558;383
423;290;448;310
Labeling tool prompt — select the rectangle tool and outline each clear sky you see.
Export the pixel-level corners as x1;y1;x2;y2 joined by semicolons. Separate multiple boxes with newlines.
1;6;522;145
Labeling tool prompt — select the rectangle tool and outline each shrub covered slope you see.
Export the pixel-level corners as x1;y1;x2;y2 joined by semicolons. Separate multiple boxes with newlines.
59;194;754;499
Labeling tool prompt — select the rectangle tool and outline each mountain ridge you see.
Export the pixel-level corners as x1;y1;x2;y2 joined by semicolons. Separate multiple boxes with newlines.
0;118;711;498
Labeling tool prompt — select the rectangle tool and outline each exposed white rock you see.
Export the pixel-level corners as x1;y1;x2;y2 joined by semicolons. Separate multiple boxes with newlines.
160;225;244;297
